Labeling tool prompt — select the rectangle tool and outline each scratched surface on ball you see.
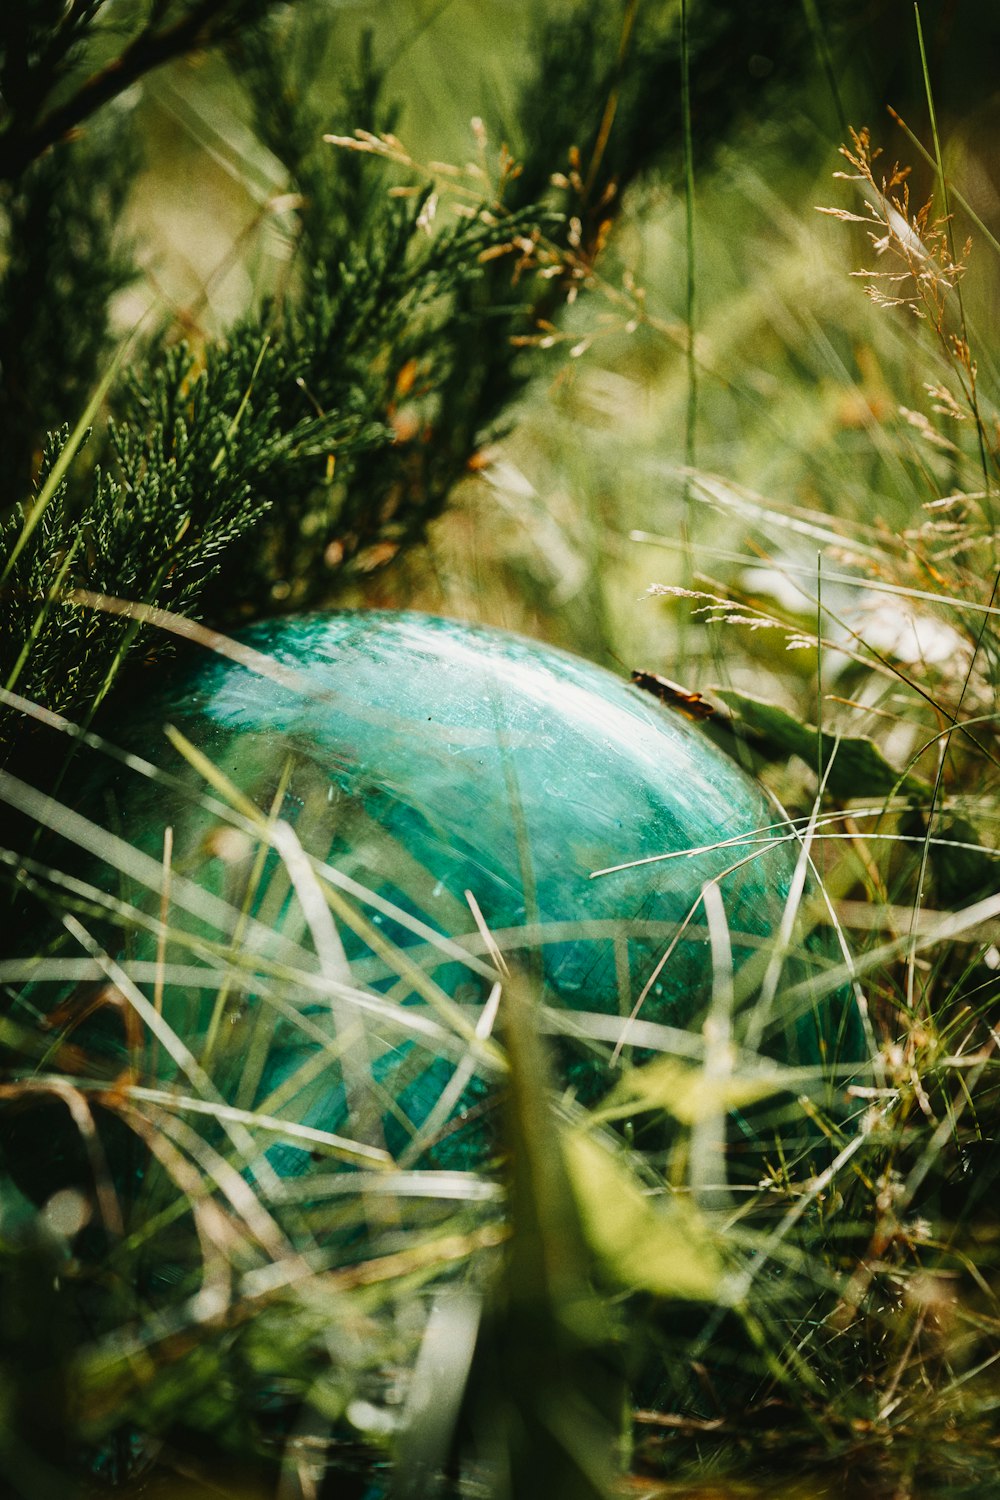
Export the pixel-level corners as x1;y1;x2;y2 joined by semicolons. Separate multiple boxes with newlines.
105;611;834;1174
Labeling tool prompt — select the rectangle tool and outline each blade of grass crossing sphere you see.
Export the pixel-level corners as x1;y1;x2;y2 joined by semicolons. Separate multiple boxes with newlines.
679;0;697;669
486;975;621;1500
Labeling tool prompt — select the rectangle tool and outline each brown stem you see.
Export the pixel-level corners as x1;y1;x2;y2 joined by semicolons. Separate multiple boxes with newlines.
0;0;269;184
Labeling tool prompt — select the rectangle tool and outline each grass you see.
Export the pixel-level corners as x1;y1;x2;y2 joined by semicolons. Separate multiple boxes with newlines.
4;2;1000;1497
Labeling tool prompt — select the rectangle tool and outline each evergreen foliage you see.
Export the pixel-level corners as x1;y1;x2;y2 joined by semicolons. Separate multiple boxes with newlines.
0;118;136;499
0;0;855;764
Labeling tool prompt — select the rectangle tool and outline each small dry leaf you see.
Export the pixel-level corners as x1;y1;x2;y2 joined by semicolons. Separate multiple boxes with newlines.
355;541;399;572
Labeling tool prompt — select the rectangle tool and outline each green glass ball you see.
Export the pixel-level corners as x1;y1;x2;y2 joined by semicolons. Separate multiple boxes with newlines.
0;610;863;1480
72;610;850;1178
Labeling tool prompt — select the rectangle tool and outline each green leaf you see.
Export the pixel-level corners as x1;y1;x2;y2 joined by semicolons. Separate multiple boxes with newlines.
714;687;929;798
597;1054;792;1127
563;1129;723;1302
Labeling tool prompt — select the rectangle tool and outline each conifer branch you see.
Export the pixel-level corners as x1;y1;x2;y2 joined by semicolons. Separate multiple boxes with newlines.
0;0;279;183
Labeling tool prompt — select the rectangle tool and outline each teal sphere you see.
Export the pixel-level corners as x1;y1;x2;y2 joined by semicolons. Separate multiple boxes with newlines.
1;610;862;1479
51;610;850;1179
